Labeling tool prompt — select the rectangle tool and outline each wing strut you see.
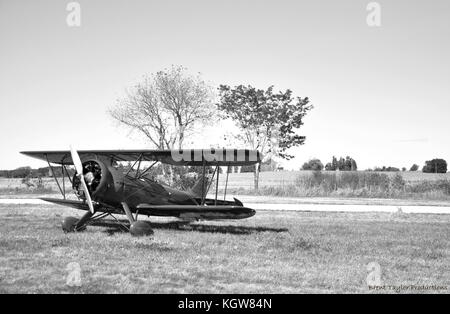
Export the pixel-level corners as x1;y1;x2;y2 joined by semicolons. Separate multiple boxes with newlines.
201;160;206;205
62;160;65;199
121;202;135;223
214;165;219;205
224;165;230;201
45;154;64;198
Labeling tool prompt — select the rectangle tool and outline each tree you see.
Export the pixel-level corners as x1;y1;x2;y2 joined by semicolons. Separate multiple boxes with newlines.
325;156;357;171
422;159;447;173
217;84;312;189
410;164;419;171
12;167;32;178
110;65;215;150
325;156;339;171
301;159;324;171
374;166;400;172
348;157;358;171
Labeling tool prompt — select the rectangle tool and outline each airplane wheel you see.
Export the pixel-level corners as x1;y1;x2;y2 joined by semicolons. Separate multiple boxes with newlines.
62;217;78;233
130;221;154;236
62;216;86;233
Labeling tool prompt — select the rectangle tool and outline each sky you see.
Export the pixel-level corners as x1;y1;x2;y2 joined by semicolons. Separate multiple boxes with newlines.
0;0;449;170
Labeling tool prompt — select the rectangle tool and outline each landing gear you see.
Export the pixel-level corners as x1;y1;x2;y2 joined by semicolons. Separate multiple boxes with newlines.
122;202;154;237
62;216;87;233
61;204;154;236
62;216;78;232
61;211;93;233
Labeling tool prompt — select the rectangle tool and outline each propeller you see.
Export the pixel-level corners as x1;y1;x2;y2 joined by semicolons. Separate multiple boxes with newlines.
70;146;95;214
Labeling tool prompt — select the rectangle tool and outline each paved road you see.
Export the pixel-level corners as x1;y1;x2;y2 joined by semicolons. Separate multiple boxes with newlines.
1;198;449;214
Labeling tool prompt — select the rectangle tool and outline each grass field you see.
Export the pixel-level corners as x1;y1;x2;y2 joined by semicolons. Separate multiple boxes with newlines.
0;204;448;293
2;170;450;192
0;177;68;195
223;171;450;200
2;171;450;201
216;170;450;189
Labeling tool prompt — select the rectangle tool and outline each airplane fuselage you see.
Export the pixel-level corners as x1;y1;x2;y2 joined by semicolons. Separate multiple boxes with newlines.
74;159;254;220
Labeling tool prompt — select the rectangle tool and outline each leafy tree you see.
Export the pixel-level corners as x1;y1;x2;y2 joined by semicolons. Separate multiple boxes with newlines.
422;159;447;173
374;166;400;172
325;156;338;170
217;84;312;189
332;156;339;170
348;157;358;171
12;167;32;178
301;159;324;171
325;156;357;171
409;164;419;171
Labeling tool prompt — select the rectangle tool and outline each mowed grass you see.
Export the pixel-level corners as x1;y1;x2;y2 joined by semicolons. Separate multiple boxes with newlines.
0;204;449;294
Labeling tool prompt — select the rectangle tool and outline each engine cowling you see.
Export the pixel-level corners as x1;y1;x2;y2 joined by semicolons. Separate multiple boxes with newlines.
72;160;122;205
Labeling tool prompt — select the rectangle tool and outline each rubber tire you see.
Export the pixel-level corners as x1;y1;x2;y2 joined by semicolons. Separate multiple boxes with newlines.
130;221;154;236
62;216;86;233
62;216;79;233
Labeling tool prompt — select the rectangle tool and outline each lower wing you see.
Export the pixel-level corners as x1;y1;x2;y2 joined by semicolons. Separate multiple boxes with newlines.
39;198;122;214
137;204;256;220
40;197;91;211
39;198;256;220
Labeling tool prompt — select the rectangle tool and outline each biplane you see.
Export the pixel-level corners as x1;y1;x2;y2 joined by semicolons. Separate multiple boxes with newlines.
21;148;261;236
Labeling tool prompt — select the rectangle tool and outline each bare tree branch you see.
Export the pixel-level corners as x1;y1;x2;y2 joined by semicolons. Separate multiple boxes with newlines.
109;65;216;150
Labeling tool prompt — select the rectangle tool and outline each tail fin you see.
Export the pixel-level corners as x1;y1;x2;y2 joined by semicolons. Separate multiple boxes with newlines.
188;176;209;198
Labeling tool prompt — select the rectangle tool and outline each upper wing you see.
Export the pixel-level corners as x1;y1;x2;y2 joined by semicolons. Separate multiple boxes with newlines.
21;149;261;166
